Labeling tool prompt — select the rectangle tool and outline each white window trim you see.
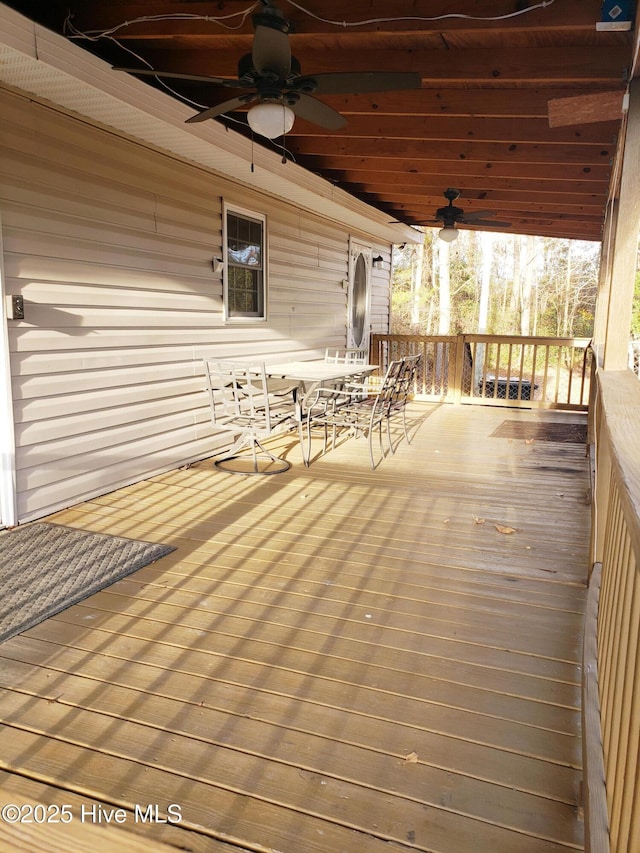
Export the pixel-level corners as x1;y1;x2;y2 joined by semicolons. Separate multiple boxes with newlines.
222;201;268;323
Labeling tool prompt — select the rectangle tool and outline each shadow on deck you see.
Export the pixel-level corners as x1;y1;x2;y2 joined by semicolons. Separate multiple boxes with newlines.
0;402;590;852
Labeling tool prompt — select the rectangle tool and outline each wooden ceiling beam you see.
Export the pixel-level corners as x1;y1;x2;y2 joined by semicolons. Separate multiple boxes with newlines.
288;137;615;164
477;225;603;240
307;158;611;182
321;87;626;119
322;170;608;195
358;190;606;212
389;208;603;236
138;45;626;83
67;0;605;37
187;86;626;119
391;218;603;241
373;191;605;213
289;116;619;145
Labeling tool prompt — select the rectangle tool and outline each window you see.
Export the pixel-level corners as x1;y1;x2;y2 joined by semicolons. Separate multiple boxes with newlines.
350;252;369;348
348;241;372;350
223;204;266;321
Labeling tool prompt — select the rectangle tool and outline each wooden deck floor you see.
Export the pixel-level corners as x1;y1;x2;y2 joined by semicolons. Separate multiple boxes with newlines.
0;403;590;852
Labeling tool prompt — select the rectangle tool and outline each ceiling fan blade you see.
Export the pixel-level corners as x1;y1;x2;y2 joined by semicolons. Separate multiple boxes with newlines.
467;219;512;228
460;210;497;222
185;95;257;123
301;71;422;96
113;66;240;87
252;23;291;77
290;93;347;130
389;219;438;225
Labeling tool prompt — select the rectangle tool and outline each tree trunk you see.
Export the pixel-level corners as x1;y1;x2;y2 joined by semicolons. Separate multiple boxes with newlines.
411;240;424;328
520;235;535;336
475;232;494;392
563;241;572;336
478;232;493;333
436;238;451;390
438;239;451;334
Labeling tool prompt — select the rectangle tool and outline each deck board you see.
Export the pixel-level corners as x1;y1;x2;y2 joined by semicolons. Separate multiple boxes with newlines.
0;403;589;851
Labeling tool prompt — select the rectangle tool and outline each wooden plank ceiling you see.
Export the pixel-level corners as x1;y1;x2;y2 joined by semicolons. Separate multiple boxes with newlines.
7;0;635;241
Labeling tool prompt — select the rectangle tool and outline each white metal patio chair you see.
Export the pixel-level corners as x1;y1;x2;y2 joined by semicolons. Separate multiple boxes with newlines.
304;353;422;468
324;348;371;400
304;358;406;469
324;348;369;364
203;359;296;475
385;353;421;452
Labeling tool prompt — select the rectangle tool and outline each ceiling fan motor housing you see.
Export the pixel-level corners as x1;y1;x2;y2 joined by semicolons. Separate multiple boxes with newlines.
252;4;292;35
436;204;465;223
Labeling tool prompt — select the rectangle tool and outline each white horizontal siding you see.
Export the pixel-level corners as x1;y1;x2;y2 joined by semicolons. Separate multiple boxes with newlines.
370;259;392;333
1;87;392;521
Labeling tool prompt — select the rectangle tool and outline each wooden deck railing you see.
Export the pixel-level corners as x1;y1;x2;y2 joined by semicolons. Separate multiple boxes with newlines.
370;334;592;410
585;368;640;853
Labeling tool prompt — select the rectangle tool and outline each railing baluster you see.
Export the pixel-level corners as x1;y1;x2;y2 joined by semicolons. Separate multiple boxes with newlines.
565;345;574;405
483;341;491;398
555;345;562;404
422;339;427;395
531;344;538;400
541;346;551;403
506;343;515;398
517;343;526;399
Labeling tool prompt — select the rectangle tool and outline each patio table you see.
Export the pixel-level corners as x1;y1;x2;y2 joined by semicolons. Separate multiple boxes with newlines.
264;359;378;415
265;358;376;384
208;358;378;471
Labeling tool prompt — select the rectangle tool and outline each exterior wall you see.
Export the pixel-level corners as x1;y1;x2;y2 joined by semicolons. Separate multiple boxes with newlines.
0;87;392;522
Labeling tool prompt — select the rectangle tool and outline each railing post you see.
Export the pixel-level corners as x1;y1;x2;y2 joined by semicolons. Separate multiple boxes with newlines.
370;334;382;374
592;378;612;567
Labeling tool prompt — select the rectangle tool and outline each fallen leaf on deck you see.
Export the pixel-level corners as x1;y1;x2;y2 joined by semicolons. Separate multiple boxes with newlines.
495;524;517;534
473;516;485;525
403;752;419;764
525;438;535;445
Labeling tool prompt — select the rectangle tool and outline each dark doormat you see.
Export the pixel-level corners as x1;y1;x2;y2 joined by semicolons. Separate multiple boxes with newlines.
0;522;174;643
491;420;588;443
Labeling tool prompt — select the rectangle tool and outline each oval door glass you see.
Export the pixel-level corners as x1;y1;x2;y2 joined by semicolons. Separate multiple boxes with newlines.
351;253;368;348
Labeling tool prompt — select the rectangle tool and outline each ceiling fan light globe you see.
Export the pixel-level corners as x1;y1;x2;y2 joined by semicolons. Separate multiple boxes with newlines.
247;102;295;138
439;225;459;243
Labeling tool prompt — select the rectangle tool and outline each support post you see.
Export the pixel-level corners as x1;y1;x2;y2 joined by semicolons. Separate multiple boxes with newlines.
600;80;640;370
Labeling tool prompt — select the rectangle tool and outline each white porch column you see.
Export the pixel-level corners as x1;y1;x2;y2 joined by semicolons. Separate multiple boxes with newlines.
598;79;640;370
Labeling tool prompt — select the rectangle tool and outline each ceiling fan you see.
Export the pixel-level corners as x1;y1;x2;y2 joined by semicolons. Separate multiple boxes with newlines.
114;0;422;139
395;188;512;241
